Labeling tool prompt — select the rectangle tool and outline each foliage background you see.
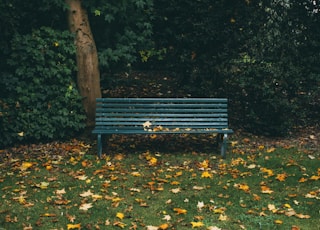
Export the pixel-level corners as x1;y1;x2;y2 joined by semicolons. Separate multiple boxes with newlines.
0;0;319;147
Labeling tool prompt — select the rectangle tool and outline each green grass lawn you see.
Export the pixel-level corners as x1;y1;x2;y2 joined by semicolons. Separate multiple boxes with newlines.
0;134;319;230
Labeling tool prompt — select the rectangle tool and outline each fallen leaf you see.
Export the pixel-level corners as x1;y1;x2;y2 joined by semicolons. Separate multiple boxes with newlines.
113;221;126;228
171;188;181;194
213;207;225;214
173;208;187;215
295;213;311;219
201;171;213;178
266;147;276;153
197;201;205;210
67;223;81;230
193;186;205;190
162;215;171;221
190;221;204;228
143;121;152;128
274;219;283;224
260;167;274;177
79;203;93;211
131;172;141;177
158;223;169;229
80;190;94;197
234;183;250;192
40;213;56;217
55;188;66;195
66;214;76;223
116;212;124;220
276;173;287;182
146;226;158;230
261;185;274;194
218;214;228;221
20;162;33;170
207;227;222;230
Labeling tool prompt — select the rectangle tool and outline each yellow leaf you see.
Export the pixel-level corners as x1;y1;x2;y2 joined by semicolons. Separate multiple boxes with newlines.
284;203;291;209
46;165;52;170
310;175;319;181
112;197;123;203
67;223;81;230
190;221;204;228
276;173;287;181
171;181;180;185
173;208;187;215
198;160;209;169
158;223;169;229
274;220;283;224
116;212;124;220
113;221;126;228
267;147;276;153
298;177;308;183
18;131;24;136
92;194;103;200
260;167;274;177
149;157;157;166
201;171;213;178
261;185;274;194
21;162;33;170
131;172;141;177
218;214;228;221
213;207;225;214
38;182;49;189
41;213;56;217
234;183;250;192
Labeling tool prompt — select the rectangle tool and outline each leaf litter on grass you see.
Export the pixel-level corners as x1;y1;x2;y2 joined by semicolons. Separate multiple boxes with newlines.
0;132;319;230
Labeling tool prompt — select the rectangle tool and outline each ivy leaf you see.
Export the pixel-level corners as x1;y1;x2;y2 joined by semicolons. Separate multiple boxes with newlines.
94;10;101;16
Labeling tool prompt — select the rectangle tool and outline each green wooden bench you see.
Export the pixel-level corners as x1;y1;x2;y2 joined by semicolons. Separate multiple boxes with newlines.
92;98;233;158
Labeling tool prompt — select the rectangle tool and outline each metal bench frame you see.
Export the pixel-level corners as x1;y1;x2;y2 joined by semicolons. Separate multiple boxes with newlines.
92;98;233;158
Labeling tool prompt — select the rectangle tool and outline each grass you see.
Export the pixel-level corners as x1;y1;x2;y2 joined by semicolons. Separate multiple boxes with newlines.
0;134;319;230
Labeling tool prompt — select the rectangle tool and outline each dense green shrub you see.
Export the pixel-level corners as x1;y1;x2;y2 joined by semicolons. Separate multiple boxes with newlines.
0;27;85;147
84;0;154;72
150;0;320;136
225;1;320;135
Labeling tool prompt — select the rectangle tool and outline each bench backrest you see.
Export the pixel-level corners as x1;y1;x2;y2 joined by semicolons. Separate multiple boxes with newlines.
95;98;230;130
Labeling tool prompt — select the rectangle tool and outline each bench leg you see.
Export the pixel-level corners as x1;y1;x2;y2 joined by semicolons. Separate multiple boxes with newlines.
97;134;102;158
220;134;228;159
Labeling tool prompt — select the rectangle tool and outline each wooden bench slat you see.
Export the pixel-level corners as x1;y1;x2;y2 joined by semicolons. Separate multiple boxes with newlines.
96;98;228;103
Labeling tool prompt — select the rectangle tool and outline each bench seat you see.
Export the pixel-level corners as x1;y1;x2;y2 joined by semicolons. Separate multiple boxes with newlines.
92;98;233;158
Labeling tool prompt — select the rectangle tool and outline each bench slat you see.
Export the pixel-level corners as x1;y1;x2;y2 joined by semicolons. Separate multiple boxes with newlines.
96;98;228;103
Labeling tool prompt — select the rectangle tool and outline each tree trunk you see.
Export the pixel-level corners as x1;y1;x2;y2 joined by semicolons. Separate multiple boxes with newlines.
66;0;101;127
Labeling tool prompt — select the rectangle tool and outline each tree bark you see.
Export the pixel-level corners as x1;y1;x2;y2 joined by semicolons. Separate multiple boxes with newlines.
66;0;101;126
